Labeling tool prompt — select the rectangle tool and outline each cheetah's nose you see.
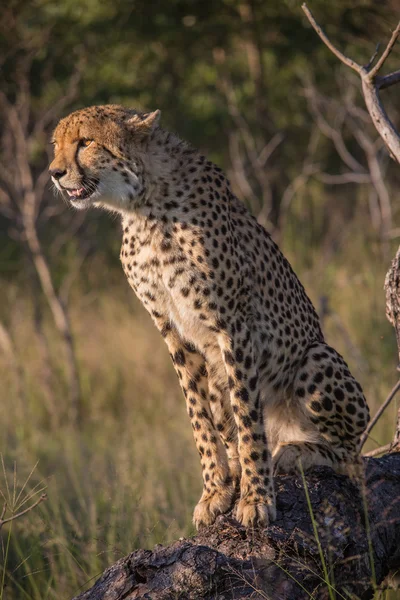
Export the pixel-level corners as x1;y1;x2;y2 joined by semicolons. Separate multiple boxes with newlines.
49;168;66;180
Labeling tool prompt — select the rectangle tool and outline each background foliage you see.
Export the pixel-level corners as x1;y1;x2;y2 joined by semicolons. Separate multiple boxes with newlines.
1;0;400;598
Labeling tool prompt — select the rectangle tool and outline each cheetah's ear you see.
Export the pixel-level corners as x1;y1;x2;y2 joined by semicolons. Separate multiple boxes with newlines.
128;110;161;138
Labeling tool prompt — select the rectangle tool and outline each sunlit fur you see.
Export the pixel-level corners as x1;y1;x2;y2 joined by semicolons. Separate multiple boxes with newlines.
50;105;160;213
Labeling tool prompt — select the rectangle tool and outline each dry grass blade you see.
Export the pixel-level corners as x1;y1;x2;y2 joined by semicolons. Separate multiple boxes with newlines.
0;457;47;532
0;494;47;531
14;461;40;508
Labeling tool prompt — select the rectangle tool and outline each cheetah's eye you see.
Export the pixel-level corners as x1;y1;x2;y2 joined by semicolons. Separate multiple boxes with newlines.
80;139;93;148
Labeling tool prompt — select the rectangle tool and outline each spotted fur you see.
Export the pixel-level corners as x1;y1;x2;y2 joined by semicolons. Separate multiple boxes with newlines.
50;105;370;529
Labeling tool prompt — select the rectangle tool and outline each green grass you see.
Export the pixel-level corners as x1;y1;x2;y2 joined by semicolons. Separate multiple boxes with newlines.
0;225;399;598
1;274;200;598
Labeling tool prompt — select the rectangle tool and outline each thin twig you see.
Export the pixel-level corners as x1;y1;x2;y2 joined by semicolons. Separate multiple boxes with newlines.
303;82;367;174
257;132;284;166
368;22;400;79
363;443;392;458
301;4;363;75
364;44;380;71
360;379;400;448
315;172;371;185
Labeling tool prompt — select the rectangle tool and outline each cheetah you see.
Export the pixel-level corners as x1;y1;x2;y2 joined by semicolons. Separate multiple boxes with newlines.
49;105;370;529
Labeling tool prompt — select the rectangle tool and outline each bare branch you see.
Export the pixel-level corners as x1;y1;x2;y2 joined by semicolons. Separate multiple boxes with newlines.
303;4;400;164
0;163;16;189
0;187;16;219
279;166;316;229
304;66;394;239
32;60;84;139
361;77;400;161
368;188;382;231
213;47;279;215
0;90;36;211
301;4;363;75
278;127;320;231
60;245;90;305
14;53;33;138
257;132;284;167
303;84;367;174
377;69;400;90
39;203;66;222
227;132;258;206
351;126;392;236
343;97;372;125
368;22;400;79
360;379;400;449
34;164;54;205
315;172;371;185
364;43;380;71
363;443;392;458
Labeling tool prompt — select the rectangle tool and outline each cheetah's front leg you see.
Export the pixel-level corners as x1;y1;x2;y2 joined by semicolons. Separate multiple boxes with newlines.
154;315;236;528
219;327;276;528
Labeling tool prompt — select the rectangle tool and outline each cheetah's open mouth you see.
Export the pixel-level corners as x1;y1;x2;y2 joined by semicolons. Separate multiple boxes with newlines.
62;178;99;205
65;186;94;201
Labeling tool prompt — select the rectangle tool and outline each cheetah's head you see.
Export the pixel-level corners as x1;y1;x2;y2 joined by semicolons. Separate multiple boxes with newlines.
49;104;161;212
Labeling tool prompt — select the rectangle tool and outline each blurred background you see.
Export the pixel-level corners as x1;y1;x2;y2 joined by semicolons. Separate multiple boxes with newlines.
1;0;400;597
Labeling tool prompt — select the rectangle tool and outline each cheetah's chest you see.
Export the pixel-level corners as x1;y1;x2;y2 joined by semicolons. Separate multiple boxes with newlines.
120;222;215;351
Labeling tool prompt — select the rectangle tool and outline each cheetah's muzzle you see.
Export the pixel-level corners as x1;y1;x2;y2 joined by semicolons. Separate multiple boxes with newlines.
60;177;99;208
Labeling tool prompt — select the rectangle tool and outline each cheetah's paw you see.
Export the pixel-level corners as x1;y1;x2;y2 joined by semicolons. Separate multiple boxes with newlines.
193;485;236;530
235;497;276;528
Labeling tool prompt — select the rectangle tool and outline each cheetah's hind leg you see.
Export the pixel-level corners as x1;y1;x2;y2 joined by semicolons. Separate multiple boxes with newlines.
274;341;369;476
273;441;340;474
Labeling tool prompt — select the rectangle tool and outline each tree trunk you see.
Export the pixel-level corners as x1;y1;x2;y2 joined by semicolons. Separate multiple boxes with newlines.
73;453;400;600
385;245;400;447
